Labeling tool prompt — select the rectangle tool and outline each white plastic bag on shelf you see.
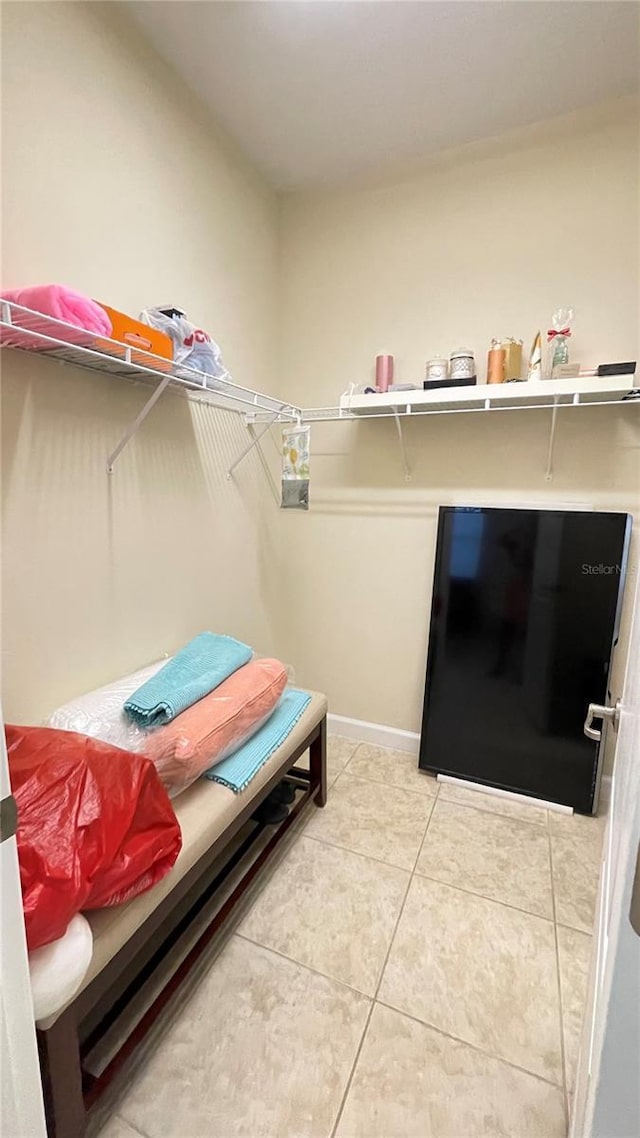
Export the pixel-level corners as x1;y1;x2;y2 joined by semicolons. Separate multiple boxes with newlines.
139;305;228;385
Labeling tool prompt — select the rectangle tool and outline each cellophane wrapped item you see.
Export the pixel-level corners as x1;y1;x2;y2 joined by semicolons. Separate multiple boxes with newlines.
548;306;573;373
47;660;168;752
142;658;288;796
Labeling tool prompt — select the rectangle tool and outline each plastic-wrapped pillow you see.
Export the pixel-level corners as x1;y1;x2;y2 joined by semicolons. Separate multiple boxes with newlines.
143;658;287;796
46;660;168;752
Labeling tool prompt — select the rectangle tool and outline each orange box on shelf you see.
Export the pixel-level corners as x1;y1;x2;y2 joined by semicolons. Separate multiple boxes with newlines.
92;303;174;370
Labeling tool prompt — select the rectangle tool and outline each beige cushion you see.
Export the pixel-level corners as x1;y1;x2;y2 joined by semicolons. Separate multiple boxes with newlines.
39;691;327;1027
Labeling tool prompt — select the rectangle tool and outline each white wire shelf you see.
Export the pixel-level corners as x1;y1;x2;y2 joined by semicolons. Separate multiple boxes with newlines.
246;377;638;425
339;375;638;415
2;299;636;481
247;375;639;483
0;301;301;470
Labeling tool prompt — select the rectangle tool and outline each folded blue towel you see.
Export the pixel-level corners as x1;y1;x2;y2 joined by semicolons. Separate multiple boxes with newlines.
124;632;252;728
205;688;312;792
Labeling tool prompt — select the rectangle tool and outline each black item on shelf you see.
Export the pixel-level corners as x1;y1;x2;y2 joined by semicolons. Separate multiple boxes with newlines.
423;376;477;391
275;780;296;804
597;362;636;376
419;506;631;814
251;788;290;825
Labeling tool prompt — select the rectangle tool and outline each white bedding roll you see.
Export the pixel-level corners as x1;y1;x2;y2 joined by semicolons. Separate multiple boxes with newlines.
30;914;93;1024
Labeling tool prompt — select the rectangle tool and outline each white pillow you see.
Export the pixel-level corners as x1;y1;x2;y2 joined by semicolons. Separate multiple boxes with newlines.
46;660;168;752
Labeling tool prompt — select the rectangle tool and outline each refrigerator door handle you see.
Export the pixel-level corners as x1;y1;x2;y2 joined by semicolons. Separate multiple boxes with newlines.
584;699;621;742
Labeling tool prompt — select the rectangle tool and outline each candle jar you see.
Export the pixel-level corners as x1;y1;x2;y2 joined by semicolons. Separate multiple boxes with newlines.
449;349;475;381
502;338;523;382
487;340;506;384
426;357;448;382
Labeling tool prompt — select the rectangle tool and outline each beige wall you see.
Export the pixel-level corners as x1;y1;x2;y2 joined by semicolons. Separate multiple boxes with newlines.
2;6;638;741
279;102;640;731
1;2;283;721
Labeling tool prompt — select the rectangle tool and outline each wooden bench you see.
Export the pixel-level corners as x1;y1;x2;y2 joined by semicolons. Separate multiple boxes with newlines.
36;692;328;1138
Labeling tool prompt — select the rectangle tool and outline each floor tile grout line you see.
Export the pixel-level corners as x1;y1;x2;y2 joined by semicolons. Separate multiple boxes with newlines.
375;861;421;1002
329;1001;375;1138
354;752;563;1093
339;752;439;801
438;791;549;829
236;791;429;1001
392;781;566;1104
330;839;419;1138
234;931;377;1001
99;747;589;1137
300;827;414;876
335;738;555;828
116;1116;152;1138
341;774;438;801
548;822;570;1129
342;752;551;826
556;920;595;936
411;867;556;924
373;997;566;1092
410;792;439;874
332;766;438;804
302;830;419;874
331;765;426;1138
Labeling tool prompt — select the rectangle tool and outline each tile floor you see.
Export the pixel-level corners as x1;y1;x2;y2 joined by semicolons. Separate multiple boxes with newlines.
100;737;605;1138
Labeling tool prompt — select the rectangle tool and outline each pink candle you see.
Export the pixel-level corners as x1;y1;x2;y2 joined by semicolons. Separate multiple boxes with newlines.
376;354;394;392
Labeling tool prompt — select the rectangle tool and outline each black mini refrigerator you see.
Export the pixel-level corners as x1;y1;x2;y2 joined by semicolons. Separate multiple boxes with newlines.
418;506;631;813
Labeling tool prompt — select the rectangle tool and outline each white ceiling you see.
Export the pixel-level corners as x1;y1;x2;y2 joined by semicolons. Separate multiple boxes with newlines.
124;1;639;190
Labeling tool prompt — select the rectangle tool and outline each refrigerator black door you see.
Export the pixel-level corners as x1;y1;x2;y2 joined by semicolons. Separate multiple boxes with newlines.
418;507;631;813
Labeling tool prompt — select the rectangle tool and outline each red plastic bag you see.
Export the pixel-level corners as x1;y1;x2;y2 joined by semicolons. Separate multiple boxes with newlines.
6;725;182;951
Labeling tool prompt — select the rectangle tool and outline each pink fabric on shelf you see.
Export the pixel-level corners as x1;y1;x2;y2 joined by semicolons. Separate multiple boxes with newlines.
1;285;112;349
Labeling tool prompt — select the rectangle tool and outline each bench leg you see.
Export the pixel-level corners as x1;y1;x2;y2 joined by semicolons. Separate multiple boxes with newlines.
38;1012;86;1138
310;717;327;807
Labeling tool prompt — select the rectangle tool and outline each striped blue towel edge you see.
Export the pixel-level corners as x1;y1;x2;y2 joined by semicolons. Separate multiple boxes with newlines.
205;689;312;793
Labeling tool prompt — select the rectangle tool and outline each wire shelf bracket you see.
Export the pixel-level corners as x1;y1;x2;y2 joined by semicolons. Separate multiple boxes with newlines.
393;409;412;482
106;373;174;473
227;412;281;480
545;397;560;482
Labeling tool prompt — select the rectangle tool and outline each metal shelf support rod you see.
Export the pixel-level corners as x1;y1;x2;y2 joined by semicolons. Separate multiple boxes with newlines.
545;397;560;482
107;374;174;472
227;412;281;480
393;410;412;482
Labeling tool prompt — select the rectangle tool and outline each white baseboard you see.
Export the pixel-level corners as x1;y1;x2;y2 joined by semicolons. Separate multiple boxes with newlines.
327;713;420;754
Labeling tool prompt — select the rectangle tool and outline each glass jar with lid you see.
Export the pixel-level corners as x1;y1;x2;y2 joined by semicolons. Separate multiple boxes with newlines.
449;348;475;381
